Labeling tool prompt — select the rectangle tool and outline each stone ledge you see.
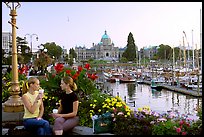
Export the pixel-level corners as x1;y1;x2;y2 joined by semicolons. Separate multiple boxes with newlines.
72;126;114;135
2;125;115;135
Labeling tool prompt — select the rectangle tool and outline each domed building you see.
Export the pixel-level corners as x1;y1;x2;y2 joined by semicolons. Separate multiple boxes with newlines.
75;30;125;61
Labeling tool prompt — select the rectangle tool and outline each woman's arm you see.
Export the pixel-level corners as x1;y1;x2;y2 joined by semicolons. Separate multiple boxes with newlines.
57;100;62;114
53;101;79;119
22;94;41;114
38;101;44;118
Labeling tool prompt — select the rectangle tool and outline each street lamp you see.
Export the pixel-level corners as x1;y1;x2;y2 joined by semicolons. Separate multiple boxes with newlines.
3;2;23;112
24;33;38;62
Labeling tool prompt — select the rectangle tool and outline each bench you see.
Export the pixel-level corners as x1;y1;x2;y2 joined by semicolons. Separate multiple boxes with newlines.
4;125;114;135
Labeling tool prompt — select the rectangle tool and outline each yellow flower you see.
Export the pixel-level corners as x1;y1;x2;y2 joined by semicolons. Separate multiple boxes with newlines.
89;110;94;113
94;100;97;102
98;109;101;112
92;104;96;108
138;107;142;111
6;82;11;86
105;98;111;102
90;104;93;106
127;112;130;116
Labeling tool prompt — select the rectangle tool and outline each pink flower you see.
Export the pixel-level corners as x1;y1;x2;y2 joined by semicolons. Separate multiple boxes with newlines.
180;120;184;125
182;132;187;135
157;118;167;122
117;112;124;115
176;127;181;133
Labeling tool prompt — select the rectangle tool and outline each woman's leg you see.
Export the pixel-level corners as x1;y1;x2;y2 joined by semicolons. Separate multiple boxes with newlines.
23;118;52;135
53;117;65;135
62;116;79;132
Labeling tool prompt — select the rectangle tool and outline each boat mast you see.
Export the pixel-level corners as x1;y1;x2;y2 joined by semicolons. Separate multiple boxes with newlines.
172;45;175;86
183;31;190;72
182;36;187;71
200;8;202;74
192;29;195;69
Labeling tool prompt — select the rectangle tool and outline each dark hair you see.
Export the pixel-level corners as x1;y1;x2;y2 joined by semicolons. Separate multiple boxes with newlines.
62;76;77;91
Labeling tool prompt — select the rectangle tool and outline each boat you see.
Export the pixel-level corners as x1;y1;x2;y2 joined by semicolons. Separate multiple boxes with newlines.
103;71;123;83
151;80;162;91
136;79;144;84
119;74;136;83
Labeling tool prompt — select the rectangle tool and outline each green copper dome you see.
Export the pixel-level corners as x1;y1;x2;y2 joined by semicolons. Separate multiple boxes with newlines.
102;30;110;39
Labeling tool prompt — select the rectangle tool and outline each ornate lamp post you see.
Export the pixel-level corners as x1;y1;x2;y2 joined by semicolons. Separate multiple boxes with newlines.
24;33;38;63
3;2;23;112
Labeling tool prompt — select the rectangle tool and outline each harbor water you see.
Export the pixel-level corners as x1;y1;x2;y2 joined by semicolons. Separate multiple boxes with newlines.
103;82;202;116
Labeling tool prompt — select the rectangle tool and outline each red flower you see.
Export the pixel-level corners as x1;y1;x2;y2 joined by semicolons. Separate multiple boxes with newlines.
72;73;80;80
66;70;71;75
78;66;83;72
84;63;90;70
87;73;98;81
54;63;64;73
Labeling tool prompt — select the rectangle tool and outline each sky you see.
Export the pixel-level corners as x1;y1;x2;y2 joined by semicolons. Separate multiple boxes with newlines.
2;2;202;52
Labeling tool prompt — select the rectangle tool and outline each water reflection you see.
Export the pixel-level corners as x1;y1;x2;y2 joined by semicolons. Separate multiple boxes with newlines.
104;82;202;115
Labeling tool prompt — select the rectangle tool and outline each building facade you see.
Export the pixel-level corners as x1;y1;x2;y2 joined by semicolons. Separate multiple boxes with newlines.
75;30;125;61
2;32;12;54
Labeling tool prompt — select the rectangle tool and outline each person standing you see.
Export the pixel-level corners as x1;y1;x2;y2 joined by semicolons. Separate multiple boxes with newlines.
50;76;79;135
21;77;52;135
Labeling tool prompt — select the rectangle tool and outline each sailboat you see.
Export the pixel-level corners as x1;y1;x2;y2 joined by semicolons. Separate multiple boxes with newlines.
151;79;163;91
150;60;162;91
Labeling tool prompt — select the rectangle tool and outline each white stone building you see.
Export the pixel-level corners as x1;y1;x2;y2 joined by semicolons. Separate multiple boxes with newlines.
75;30;125;61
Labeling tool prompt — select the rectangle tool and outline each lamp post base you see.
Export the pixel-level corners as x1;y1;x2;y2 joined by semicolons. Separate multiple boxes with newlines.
3;96;24;112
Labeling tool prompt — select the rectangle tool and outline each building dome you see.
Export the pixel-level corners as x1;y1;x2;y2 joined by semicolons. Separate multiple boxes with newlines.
100;30;111;45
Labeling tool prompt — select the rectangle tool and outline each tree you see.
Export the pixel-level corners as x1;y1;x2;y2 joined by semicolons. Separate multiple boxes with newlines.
34;52;52;75
67;54;74;66
44;42;63;61
69;48;77;59
157;44;172;61
122;32;137;62
16;36;32;64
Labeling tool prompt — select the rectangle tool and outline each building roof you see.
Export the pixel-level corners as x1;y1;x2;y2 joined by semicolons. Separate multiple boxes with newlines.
101;30;110;39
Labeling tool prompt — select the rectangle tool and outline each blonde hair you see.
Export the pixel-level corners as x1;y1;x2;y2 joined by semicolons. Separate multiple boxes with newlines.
62;76;77;91
22;77;39;94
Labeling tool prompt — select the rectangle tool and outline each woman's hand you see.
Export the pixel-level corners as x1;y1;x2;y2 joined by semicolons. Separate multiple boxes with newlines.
50;113;61;119
36;117;42;120
35;94;43;103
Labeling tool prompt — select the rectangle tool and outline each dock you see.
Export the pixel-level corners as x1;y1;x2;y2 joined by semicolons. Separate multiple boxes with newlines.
141;80;202;97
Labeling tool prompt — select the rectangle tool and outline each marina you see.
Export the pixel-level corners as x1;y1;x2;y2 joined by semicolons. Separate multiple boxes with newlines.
96;69;202;116
102;82;202;116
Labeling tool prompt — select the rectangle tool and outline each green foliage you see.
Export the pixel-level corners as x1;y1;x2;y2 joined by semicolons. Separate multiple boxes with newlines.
152;120;179;135
44;42;63;60
69;48;77;59
2;72;27;102
122;32;137;61
119;57;128;63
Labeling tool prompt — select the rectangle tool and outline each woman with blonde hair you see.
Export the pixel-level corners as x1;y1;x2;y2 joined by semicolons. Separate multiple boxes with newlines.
21;77;52;135
50;76;79;135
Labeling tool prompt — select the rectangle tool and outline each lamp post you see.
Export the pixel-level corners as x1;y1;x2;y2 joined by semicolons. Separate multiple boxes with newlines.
3;2;23;112
24;33;38;63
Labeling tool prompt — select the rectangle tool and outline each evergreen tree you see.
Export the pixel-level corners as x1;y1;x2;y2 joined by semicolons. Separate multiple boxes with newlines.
69;48;77;59
16;36;32;64
122;32;138;62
